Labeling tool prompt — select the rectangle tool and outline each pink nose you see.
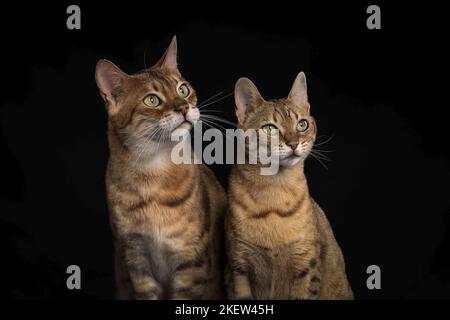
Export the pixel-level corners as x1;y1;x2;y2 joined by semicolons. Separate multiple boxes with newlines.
177;104;189;116
288;142;298;151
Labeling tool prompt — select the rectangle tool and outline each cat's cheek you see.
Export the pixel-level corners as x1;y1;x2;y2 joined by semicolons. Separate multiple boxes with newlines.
162;114;185;131
186;108;200;124
294;149;303;157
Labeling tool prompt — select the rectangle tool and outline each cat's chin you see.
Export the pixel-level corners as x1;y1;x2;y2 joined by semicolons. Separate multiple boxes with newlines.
174;120;193;131
279;155;303;167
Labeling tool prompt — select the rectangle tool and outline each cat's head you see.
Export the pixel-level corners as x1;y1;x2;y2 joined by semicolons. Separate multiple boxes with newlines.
95;36;198;159
234;72;316;168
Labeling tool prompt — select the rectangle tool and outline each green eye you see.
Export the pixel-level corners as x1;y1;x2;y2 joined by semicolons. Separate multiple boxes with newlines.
261;124;279;135
178;84;190;98
297;119;309;132
143;94;160;108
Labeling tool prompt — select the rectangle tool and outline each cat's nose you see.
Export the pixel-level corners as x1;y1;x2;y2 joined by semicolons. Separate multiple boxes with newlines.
287;142;299;151
175;102;189;116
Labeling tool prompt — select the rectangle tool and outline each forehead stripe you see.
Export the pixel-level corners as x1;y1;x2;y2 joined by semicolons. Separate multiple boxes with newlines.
275;108;286;120
153;81;161;92
273;110;278;122
170;76;180;85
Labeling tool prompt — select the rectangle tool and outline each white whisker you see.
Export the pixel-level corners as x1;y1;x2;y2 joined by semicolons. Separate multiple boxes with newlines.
314;133;335;147
197;91;225;108
200;114;236;127
198;92;233;110
309;153;329;170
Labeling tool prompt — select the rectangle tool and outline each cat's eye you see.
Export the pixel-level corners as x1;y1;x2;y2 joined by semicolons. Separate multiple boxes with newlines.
297;119;309;132
143;94;161;108
261;124;279;135
178;84;190;98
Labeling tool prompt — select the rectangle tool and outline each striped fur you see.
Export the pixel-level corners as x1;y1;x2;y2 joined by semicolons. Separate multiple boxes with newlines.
225;73;353;299
96;37;226;299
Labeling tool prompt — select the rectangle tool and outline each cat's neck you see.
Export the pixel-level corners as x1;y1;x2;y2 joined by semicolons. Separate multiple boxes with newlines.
107;125;195;177
237;161;308;190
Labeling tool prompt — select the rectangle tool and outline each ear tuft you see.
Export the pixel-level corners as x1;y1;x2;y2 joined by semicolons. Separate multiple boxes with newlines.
234;77;264;124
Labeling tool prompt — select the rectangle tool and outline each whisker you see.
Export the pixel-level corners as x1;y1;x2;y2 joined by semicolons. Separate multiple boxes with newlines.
199;120;235;144
199;109;224;114
198;92;233;109
312;148;335;153
120;120;158;155
197;91;224;108
134;130;156;163
310;148;331;157
309;153;329;170
310;150;331;162
314;133;335;147
311;148;333;157
134;126;164;164
199;118;229;132
200;114;236;127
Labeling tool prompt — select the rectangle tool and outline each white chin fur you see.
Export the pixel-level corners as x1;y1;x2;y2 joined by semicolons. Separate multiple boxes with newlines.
175;122;192;133
160;113;184;131
186;107;200;124
280;156;302;167
277;145;304;167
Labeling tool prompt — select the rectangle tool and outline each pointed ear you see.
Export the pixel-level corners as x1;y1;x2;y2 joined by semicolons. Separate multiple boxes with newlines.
234;77;264;124
288;71;309;109
155;36;178;72
95;59;129;115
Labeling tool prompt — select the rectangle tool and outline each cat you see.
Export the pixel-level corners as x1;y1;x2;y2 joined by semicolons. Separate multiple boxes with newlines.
95;36;226;299
225;72;353;299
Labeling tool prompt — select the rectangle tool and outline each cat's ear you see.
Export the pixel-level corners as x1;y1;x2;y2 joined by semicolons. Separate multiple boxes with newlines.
234;77;264;124
288;71;309;110
95;59;130;115
155;36;178;72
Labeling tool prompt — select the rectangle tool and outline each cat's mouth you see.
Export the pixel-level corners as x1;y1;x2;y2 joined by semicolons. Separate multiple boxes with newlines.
174;119;194;131
278;152;303;167
171;112;199;131
282;150;301;159
173;108;199;130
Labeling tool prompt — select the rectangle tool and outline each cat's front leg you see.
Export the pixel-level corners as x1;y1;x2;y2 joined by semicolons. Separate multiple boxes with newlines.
124;233;162;300
229;266;253;300
290;258;322;300
226;239;253;299
171;255;210;300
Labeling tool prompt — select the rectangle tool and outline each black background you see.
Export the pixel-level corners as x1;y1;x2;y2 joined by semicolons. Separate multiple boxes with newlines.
0;1;448;300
